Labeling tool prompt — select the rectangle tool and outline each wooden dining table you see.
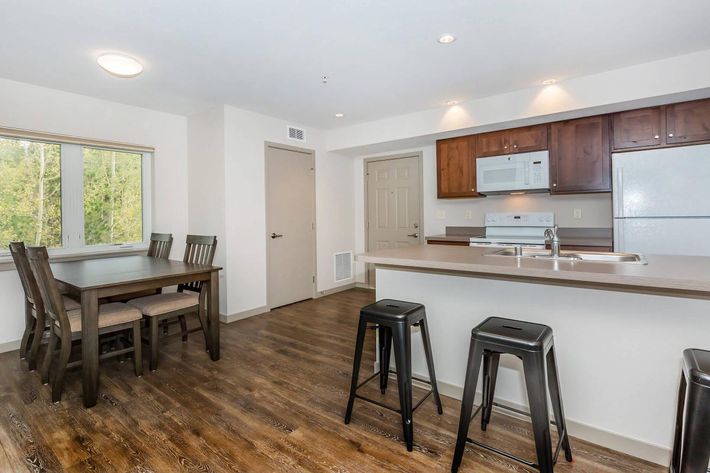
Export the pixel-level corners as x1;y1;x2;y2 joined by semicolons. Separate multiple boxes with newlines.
51;255;221;407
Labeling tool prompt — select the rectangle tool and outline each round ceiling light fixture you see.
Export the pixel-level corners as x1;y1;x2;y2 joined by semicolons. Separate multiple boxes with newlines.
446;100;459;106
97;53;143;78
438;34;456;44
541;78;557;85
335;113;344;118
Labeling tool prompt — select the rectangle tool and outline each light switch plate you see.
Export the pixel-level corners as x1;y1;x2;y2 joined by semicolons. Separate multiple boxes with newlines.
436;210;446;219
573;208;582;219
464;210;473;219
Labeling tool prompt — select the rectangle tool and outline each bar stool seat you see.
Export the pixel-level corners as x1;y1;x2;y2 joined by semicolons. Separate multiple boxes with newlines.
452;317;573;473
344;299;443;451
670;348;710;473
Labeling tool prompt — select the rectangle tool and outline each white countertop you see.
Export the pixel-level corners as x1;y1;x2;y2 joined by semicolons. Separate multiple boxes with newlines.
357;245;710;296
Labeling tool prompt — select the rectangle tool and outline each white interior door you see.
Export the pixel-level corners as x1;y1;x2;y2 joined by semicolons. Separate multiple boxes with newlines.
266;144;315;309
366;155;422;286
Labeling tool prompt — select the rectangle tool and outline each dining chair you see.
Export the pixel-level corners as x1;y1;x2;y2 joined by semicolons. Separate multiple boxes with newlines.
128;234;217;371
147;232;173;259
9;242;80;371
26;246;144;402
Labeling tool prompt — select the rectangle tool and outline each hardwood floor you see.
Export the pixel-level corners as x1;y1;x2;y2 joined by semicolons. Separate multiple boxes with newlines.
0;288;663;472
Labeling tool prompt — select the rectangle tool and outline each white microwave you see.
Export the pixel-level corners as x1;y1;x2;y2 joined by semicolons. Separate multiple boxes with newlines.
476;151;550;194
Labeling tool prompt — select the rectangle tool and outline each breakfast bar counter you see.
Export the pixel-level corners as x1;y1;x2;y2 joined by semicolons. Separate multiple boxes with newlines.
357;245;710;466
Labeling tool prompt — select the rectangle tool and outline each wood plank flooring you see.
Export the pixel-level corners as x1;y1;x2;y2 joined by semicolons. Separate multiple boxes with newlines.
0;288;664;472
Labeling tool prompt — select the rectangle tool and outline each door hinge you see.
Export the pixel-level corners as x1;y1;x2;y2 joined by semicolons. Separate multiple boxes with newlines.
312;275;315;283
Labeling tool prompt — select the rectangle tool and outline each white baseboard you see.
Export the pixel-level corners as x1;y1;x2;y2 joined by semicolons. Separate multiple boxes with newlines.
372;363;670;467
316;283;357;298
220;305;270;324
0;339;21;354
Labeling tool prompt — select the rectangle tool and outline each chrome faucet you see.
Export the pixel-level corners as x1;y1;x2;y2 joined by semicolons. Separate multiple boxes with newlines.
544;224;561;258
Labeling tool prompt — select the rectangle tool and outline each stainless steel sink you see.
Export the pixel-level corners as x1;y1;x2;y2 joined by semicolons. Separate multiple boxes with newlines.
487;248;647;264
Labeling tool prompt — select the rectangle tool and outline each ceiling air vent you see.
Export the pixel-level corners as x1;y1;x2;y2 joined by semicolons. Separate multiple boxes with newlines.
287;126;306;142
334;251;353;282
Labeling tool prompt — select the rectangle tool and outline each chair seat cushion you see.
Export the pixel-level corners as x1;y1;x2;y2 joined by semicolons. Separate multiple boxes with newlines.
66;303;142;333
127;292;199;317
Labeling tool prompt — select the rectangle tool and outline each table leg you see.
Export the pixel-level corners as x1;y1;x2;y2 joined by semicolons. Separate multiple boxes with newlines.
208;271;220;361
81;289;99;407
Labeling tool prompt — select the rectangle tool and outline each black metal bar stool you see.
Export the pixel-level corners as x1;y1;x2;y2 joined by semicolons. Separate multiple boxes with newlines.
344;299;443;451
451;317;573;473
670;348;710;473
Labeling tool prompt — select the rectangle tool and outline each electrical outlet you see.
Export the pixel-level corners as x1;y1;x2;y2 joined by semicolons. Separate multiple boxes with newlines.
464;210;473;220
436;210;446;219
573;208;582;219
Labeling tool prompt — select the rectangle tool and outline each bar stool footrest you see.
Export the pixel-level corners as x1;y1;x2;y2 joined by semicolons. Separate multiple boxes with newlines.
353;369;435;414
465;400;568;469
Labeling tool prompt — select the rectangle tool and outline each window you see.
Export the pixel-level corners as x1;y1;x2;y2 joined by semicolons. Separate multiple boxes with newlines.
0;138;62;248
83;148;143;246
0;132;151;257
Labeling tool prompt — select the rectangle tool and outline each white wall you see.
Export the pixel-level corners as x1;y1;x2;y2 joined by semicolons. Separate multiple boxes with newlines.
0;77;189;345
353;144;612;283
193;105;355;317
187;107;227;310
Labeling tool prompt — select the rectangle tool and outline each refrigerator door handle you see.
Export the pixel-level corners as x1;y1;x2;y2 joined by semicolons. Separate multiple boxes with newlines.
615;222;624;252
614;167;624;218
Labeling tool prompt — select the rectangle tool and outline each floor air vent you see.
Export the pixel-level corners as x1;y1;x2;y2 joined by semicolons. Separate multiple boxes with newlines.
334;251;353;282
287;126;306;142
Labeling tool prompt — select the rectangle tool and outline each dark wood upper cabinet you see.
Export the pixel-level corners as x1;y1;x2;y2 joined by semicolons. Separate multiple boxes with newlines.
475;130;510;157
612;107;662;150
550;116;611;194
436;136;480;198
666;98;710;145
475;125;548;157
509;125;548;153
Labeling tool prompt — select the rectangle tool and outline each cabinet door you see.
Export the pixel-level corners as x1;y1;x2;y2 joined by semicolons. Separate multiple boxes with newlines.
510;124;548;153
550;116;611;193
436;136;479;198
475;130;510;157
666;98;710;145
612;107;662;150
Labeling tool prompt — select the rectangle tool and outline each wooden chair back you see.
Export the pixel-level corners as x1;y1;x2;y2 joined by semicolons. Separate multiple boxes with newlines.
147;232;173;259
8;242;43;312
25;247;72;337
180;235;217;293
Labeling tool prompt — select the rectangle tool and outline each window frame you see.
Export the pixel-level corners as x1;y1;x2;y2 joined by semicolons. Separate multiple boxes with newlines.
0;134;152;261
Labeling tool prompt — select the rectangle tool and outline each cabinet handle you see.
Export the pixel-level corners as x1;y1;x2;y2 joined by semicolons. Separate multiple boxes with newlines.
471;188;475;191
504;145;508;148
552;183;557;187
513;144;518;148
654;135;660;139
668;133;674;138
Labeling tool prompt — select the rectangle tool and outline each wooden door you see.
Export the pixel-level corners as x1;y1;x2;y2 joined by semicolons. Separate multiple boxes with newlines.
266;144;315;309
666;98;710;145
436;137;478;198
509;124;548;153
367;156;422;285
550;116;611;193
475;130;510;157
612;107;662;150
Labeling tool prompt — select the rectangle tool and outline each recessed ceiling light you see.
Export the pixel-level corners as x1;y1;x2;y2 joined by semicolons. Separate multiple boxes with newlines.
438;34;456;44
446;100;459;106
97;53;143;78
334;113;344;118
541;78;557;85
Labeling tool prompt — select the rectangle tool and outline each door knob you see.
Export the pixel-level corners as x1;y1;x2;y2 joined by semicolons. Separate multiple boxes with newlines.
270;233;284;239
407;233;419;238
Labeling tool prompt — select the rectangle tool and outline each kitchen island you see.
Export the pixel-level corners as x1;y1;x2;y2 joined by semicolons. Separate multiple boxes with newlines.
357;244;710;466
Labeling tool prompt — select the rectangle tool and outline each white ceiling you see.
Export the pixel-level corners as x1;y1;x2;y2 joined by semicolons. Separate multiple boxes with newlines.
2;0;710;128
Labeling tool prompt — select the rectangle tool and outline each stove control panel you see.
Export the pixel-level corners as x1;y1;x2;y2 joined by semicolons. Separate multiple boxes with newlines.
484;212;555;227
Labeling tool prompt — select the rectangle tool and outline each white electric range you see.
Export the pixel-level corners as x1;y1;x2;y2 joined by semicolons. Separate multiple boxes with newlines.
469;212;555;248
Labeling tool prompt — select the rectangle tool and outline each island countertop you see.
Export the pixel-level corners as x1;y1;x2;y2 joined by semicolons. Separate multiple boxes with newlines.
357;244;710;296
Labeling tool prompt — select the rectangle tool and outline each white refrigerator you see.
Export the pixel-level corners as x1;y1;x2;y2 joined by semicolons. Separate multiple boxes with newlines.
612;143;710;256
